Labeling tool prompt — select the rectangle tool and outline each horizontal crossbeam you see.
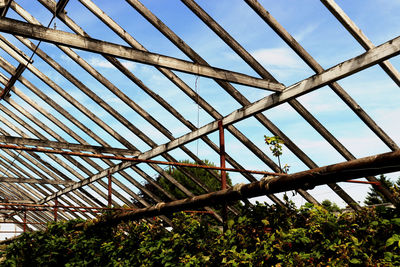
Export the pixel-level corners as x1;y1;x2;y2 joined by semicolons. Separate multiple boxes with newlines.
0;17;284;90
77;149;400;227
0;135;140;156
0;176;74;185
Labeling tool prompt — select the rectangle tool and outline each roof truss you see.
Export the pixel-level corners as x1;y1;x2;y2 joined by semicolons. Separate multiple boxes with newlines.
0;0;396;229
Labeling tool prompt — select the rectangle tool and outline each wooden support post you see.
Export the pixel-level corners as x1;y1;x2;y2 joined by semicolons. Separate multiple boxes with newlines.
218;120;227;229
107;171;112;208
54;197;58;222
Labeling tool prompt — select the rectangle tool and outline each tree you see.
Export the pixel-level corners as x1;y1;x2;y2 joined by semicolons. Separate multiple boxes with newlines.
321;199;340;212
364;175;399;205
136;160;233;205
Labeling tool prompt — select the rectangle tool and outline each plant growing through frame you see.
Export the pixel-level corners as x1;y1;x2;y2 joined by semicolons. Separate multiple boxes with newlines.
264;135;289;173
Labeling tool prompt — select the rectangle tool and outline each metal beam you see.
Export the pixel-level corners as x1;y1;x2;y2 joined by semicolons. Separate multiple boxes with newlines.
79;149;400;227
0;17;283;90
0;143;283;176
38;32;400;203
0;135;140;156
0;176;74;185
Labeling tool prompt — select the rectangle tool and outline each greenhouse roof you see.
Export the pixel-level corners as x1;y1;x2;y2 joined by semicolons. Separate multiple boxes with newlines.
0;0;399;234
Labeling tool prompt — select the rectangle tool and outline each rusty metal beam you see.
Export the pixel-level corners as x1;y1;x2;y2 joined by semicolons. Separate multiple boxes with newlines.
77;149;400;227
0;143;283;176
0;17;283;90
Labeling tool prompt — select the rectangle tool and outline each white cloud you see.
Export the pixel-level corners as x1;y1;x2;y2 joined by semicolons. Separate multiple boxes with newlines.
88;57;136;71
251;47;303;69
294;24;319;42
88;57;114;69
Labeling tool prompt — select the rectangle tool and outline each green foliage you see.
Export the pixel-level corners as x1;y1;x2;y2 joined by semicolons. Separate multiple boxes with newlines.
1;203;400;266
321;199;340;212
264;135;284;158
264;135;289;173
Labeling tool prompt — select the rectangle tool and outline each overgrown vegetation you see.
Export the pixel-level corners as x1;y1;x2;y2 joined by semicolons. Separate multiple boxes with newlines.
1;202;399;266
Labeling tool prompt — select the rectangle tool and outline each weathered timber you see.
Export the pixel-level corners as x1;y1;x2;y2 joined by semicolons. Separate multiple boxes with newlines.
36;32;400;203
79;0;316;205
321;0;400;86
181;0;359;209
76;149;400;227
245;0;398;203
0;17;283;90
0;135;140;156
0;176;74;185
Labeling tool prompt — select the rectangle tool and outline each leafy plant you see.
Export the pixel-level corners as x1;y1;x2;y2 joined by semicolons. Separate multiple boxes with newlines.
1;203;399;266
264;135;289;173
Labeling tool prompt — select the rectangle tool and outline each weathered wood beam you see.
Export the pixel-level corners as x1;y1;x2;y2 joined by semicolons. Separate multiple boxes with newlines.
79;149;400;227
0;176;74;185
76;0;312;205
320;0;400;86
181;0;359;209
0;17;283;90
55;0;69;15
0;199;34;204
0;63;25;99
0;135;140;156
245;0;398;203
245;0;398;151
38;33;400;203
0;0;11;17
7;2;233;219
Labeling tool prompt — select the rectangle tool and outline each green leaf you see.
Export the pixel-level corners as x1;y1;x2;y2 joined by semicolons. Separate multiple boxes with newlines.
386;234;400;247
350;258;362;264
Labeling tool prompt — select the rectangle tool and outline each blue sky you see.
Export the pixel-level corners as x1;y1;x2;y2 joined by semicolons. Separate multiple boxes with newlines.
0;0;399;237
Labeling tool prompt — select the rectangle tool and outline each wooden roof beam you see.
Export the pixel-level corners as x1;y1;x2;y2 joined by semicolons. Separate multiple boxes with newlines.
55;0;69;15
0;17;283;91
38;33;400;203
0;176;74;185
0;135;140;156
0;63;24;99
0;0;11;17
321;0;400;86
181;0;359;209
